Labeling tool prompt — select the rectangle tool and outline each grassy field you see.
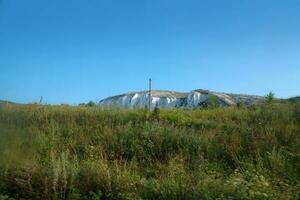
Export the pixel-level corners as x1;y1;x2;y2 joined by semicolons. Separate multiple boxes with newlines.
0;102;299;199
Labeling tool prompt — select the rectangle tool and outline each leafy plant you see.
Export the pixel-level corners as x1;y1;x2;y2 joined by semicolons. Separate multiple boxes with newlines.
265;91;275;103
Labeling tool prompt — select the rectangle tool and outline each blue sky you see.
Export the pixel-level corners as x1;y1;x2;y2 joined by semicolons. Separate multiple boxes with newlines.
0;0;299;104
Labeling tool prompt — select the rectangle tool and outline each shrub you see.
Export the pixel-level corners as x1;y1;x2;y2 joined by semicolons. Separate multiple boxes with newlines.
265;91;275;103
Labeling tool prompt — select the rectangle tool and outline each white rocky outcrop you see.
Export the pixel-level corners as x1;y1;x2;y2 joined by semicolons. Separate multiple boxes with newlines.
187;91;209;107
99;90;186;109
98;89;264;109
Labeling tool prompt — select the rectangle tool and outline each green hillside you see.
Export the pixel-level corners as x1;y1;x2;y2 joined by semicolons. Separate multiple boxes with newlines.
0;100;17;105
287;96;300;103
0;103;299;199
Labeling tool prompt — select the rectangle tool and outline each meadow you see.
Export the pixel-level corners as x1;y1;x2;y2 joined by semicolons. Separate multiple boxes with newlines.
0;102;299;199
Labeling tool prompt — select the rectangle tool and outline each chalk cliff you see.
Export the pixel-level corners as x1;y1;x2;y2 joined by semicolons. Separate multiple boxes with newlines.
99;89;264;109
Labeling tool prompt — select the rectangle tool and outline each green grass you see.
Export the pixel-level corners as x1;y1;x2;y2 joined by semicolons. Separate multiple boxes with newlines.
0;102;299;199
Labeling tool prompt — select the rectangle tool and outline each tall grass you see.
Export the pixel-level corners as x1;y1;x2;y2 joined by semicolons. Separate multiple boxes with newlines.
0;103;299;199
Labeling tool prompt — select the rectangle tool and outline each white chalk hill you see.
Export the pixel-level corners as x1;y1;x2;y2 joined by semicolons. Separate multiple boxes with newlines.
99;89;264;109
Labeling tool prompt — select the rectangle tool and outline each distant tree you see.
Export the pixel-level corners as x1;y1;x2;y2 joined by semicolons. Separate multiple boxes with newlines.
237;101;245;109
39;96;43;104
294;103;300;122
87;101;96;107
142;105;150;121
265;91;275;103
151;103;160;121
204;95;219;108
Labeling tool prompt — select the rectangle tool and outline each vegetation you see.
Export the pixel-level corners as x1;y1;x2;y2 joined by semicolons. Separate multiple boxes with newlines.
0;101;299;199
287;96;300;103
265;92;275;103
0;100;17;105
202;95;219;108
79;101;97;107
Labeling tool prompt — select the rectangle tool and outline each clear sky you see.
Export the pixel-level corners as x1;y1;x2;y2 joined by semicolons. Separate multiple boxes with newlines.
0;0;299;104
